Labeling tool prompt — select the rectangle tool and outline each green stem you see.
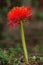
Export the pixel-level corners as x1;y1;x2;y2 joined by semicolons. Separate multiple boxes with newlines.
20;21;28;63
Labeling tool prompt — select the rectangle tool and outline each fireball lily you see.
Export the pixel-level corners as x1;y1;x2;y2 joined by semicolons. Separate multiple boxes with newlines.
7;6;32;63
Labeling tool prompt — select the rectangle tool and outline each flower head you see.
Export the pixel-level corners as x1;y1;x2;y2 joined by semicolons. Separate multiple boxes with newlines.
7;6;32;28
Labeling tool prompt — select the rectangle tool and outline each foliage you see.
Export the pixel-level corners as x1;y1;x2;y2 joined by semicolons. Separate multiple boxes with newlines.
0;44;43;65
0;44;23;65
0;48;9;65
34;45;40;53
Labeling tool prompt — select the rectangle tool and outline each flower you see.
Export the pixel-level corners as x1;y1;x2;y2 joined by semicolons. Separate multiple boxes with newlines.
7;6;32;28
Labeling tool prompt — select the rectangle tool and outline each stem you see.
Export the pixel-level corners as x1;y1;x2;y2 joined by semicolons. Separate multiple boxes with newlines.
20;21;28;63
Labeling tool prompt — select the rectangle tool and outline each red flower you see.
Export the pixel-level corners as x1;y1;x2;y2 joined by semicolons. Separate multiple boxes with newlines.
7;6;32;28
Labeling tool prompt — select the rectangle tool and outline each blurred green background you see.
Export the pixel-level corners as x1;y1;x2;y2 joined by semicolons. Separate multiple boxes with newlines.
0;0;43;55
